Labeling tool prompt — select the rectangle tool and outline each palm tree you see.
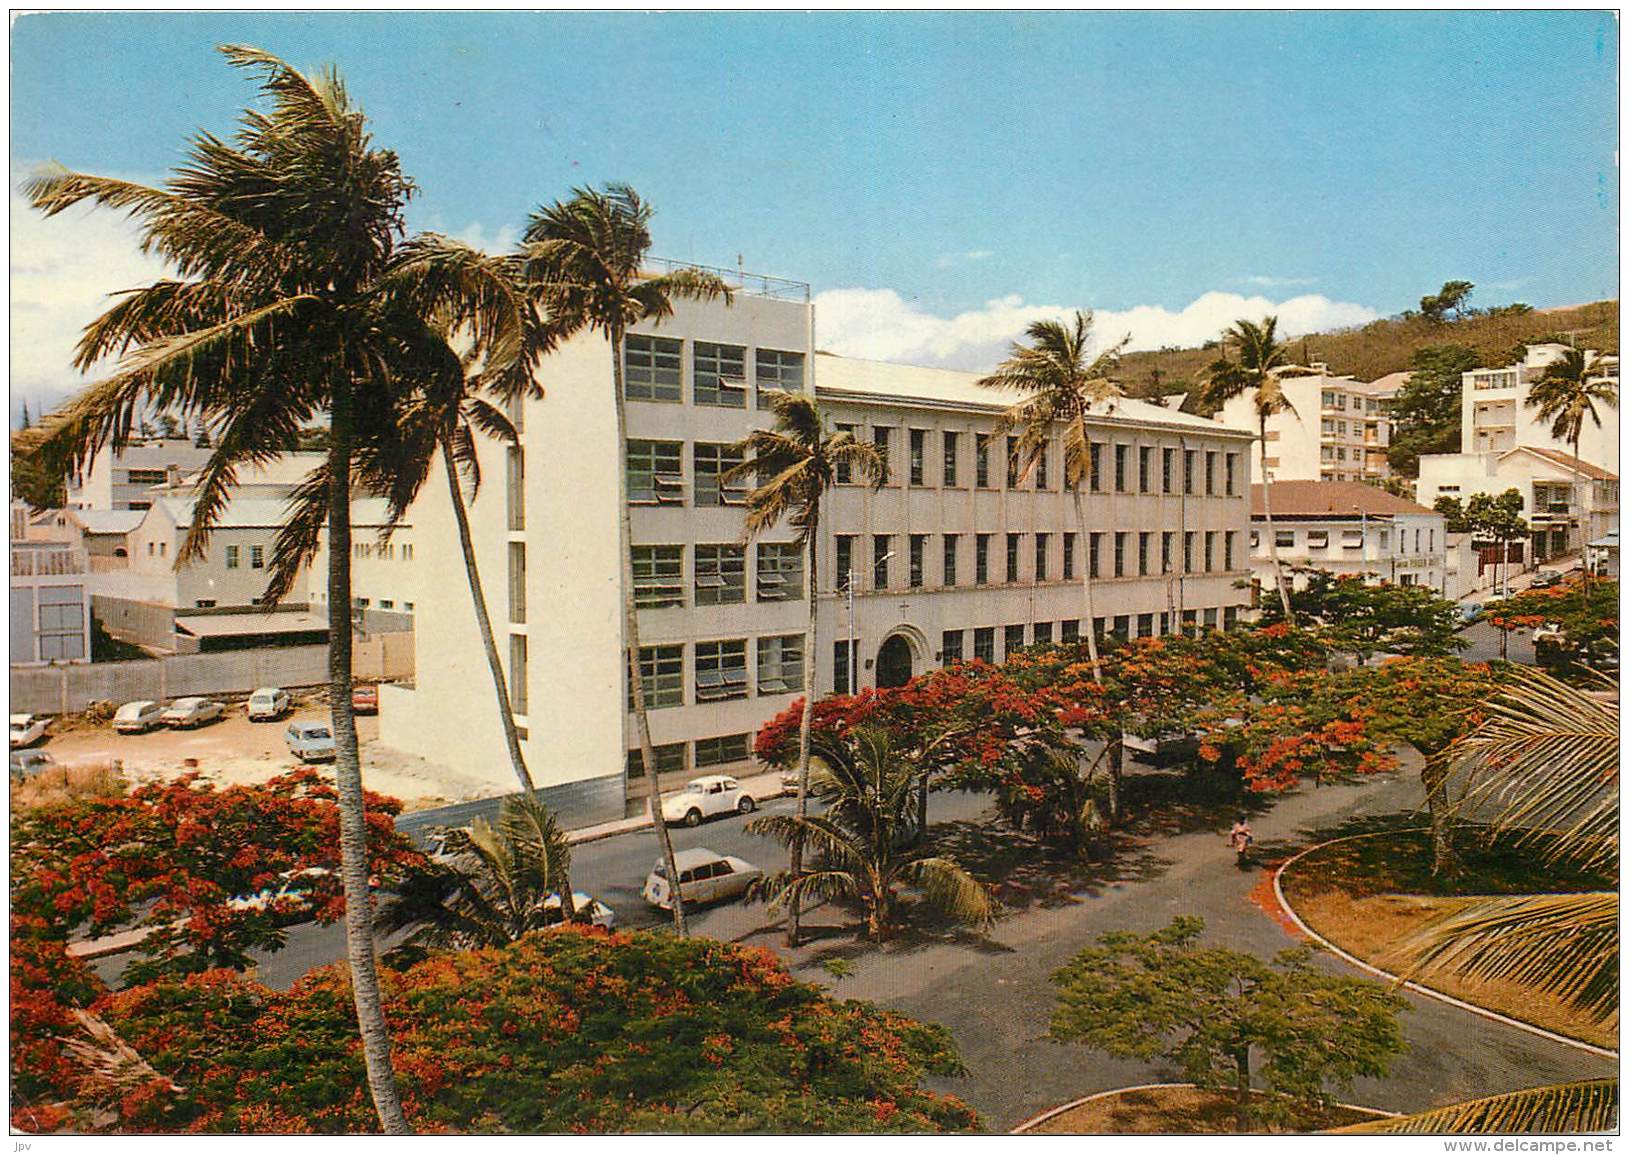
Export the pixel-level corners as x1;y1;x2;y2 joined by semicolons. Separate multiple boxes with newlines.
1198;317;1315;621
523;185;732;937
17;46;490;1133
725;391;884;946
1336;1080;1618;1135
978;311;1128;677
1528;349;1619;586
375;793;577;951
1376;668;1618;1133
746;726;994;941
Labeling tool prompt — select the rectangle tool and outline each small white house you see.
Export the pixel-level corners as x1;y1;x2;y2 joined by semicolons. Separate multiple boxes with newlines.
1251;480;1450;595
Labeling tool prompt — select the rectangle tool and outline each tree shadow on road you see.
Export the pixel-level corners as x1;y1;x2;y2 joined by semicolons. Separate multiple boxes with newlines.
926;819;1170;913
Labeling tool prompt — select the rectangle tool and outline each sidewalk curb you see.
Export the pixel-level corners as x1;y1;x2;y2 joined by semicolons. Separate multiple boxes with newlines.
1009;1082;1398;1133
1272;829;1619;1060
567;785;791;847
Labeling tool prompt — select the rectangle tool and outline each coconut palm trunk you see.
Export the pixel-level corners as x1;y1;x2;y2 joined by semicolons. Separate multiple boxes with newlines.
1258;415;1294;621
327;383;411;1134
1071;466;1121;820
787;505;819;947
611;321;686;935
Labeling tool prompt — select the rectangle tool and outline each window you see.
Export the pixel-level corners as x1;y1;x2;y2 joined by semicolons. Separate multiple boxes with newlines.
909;534;926;588
625;334;682;402
1114;444;1129;492
509;635;529;714
1060;619;1080;643
508;541;527;623
1033;621;1053;645
834;640;857;694
909;429;927;486
976;433;992;488
757;635;804;695
1183;450;1196;494
1006;533;1021;582
1203;608;1219;630
1089;532;1102;578
835;535;856;588
225;545;240;569
873;534;892;589
693;341;747;407
506;446;525;530
1138;532;1151;576
942;431;960;487
696;733;751;768
1034;533;1049;582
1184;532;1197;572
1306;530;1329;549
943;534;959;587
1321;390;1336;408
379;600;394;610
755;348;803;405
627;440;683;504
872;427;893;482
1224;532;1236;570
1137;612;1155;638
1139;446;1153;493
1378;530;1390;551
1089;443;1103;491
194;599;217;609
695;544;745;605
1204;531;1216;573
1006;436;1021;488
1162;532;1175;574
975;534;991;585
973;627;995;663
627;742;686;778
250;545;264;570
1225;453;1239;496
757;542;804;602
633;644;683;709
1063;532;1076;580
633;545;685;608
1113;615;1131;640
694;443;747;506
125;468;167;486
1035;441;1049;490
1277;530;1297;548
1250;530;1260;549
1114;532;1127;577
1224;606;1239;630
835;424;857;484
1004;624;1026;659
1205;451;1217;495
695;640;748;701
1162;447;1176;494
941;630;964;664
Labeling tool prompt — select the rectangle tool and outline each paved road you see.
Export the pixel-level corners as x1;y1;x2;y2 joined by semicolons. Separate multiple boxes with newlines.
1459;619;1536;665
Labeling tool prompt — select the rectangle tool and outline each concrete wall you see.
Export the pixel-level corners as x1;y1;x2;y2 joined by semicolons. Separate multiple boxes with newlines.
9;634;413;716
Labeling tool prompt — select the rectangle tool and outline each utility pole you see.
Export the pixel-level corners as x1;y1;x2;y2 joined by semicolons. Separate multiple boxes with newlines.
846;567;857;696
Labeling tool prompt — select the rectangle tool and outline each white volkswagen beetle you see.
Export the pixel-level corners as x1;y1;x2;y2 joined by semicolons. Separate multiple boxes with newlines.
658;775;755;827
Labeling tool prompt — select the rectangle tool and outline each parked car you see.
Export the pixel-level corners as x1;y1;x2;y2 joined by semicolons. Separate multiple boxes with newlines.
1529;570;1564;590
246;687;292;721
113;700;166;734
10;749;55;779
1458;602;1484;625
161;697;224;729
658;775;756;827
543;892;616;930
641;848;762;911
226;867;363;923
9;713;49;748
351;684;379;715
1123;729;1201;766
1531;622;1565;645
285;720;337;763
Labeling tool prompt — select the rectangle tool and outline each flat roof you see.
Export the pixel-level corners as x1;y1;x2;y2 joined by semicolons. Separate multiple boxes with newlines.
173;611;329;639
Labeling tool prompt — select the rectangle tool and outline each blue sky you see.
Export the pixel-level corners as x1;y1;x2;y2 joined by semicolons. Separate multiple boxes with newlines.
9;10;1620;407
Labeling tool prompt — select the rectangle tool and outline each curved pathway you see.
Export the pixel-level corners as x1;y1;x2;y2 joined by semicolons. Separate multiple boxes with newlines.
797;763;1618;1133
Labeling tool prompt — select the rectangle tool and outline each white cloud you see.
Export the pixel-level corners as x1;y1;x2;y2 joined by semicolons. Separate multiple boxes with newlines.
1231;274;1320;289
932;248;995;269
813;287;1380;372
10;181;175;417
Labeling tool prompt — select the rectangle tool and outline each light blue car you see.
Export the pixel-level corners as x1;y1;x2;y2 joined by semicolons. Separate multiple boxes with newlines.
284;720;337;763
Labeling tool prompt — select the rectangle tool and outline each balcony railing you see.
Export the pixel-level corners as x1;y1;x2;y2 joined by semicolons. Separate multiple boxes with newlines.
11;547;87;577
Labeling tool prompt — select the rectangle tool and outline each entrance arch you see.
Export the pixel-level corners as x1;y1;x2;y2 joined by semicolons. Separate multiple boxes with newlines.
875;634;915;689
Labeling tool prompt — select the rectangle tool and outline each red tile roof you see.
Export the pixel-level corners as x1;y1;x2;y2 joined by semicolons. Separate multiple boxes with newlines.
1251;480;1435;518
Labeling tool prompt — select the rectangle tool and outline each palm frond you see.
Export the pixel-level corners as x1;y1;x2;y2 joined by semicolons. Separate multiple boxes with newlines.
1332;1079;1617;1135
898;856;996;929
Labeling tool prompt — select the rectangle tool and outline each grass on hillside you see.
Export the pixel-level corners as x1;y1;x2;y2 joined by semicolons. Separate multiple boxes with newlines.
1025;1085;1384;1135
1119;300;1619;402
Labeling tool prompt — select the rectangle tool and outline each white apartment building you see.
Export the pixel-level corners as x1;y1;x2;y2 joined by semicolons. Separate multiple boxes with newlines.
379;269;1255;825
1217;367;1398;485
65;438;216;510
1459;343;1618;466
1251;481;1449;595
9;504;97;665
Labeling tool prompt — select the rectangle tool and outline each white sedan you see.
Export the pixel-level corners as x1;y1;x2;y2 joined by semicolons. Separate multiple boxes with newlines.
9;713;49;748
161;697;225;729
658;775;756;827
113;700;166;734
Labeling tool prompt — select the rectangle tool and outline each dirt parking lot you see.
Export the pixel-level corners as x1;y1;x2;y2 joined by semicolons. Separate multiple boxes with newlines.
32;696;497;811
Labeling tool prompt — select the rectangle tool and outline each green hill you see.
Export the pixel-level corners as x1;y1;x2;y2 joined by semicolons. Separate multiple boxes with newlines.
1119;299;1619;404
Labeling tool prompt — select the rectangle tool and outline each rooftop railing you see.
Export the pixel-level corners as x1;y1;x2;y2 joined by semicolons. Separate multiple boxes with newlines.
644;258;810;303
11;546;88;577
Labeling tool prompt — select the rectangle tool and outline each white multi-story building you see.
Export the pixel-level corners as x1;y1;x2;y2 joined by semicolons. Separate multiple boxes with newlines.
9;503;97;665
1251;480;1450;595
1216;367;1399;486
379;268;1255;825
1459;343;1618;465
65;438;216;511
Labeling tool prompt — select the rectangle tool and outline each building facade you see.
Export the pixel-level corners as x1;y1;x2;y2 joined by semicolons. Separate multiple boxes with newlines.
9;503;96;665
1251;480;1449;595
1216;368;1398;485
65;438;216;511
1459;343;1618;466
379;272;1255;823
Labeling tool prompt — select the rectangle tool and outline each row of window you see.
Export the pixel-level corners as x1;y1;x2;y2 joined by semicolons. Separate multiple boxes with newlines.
1321;391;1385;413
632;542;804;608
624;335;806;409
626;441;750;505
1252;526;1437;554
352;541;414;561
832;529;1243;591
626;732;753;778
632;634;806;709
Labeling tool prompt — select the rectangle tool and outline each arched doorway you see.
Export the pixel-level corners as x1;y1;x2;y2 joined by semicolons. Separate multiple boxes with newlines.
876;634;915;689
